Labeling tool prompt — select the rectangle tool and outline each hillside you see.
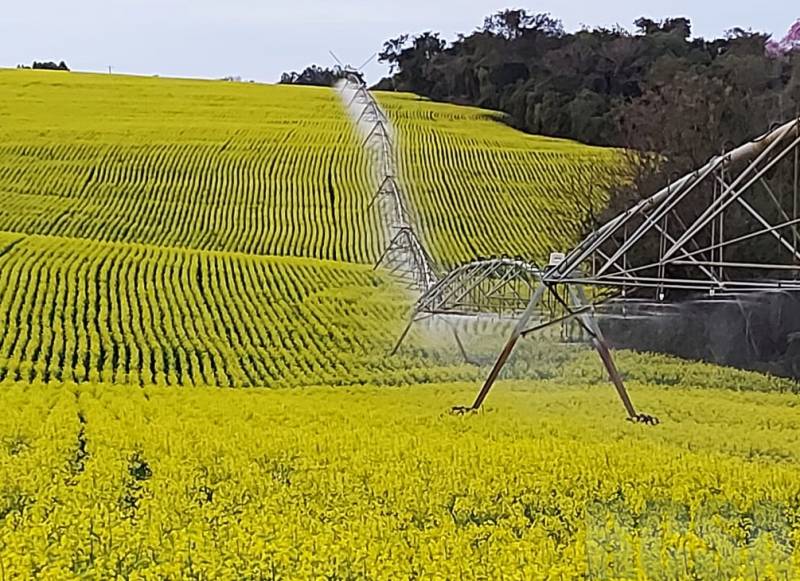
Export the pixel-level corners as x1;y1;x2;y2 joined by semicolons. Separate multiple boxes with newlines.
0;69;798;578
0;69;618;387
379;92;614;268
0;232;416;387
0;71;613;264
0;72;381;261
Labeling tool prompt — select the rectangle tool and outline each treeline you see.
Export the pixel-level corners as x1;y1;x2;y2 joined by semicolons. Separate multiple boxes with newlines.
376;10;800;281
279;65;348;87
17;61;70;71
375;11;800;149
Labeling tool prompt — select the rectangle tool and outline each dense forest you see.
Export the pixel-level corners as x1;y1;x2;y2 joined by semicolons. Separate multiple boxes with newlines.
375;11;800;150
283;11;800;191
370;12;800;282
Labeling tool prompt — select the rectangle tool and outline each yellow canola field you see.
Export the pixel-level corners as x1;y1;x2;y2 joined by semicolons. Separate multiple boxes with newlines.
0;70;381;262
0;70;798;580
0;70;627;389
1;223;792;389
380;92;616;268
0;230;460;388
0;70;616;273
0;382;797;578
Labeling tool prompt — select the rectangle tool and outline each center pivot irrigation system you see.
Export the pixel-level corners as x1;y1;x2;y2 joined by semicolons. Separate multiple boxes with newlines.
337;62;437;292
338;69;552;346
338;66;800;424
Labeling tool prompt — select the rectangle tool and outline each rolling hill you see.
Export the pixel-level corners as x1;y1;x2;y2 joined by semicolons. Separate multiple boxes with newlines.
380;92;614;268
0;69;616;387
0;69;798;578
0;72;380;260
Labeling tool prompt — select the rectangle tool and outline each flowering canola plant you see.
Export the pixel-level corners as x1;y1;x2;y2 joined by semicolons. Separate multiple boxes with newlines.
0;381;797;578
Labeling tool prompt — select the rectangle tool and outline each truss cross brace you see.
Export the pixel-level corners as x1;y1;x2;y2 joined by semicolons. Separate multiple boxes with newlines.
463;283;656;423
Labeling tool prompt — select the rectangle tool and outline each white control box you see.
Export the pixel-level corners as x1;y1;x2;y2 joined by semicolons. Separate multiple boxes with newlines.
548;252;566;267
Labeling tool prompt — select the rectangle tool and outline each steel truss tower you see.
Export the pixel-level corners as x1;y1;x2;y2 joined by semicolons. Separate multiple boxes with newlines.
468;118;800;423
339;74;438;292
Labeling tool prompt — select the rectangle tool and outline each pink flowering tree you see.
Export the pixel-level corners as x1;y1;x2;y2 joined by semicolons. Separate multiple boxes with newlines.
766;19;800;57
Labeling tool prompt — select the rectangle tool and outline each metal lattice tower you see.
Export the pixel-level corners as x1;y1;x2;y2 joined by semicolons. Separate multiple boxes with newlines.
467;117;800;423
339;74;438;292
546;118;800;293
338;74;562;350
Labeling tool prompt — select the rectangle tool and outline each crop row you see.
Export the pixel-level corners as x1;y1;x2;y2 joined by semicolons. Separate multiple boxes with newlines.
0;71;383;262
378;92;618;268
0;72;621;273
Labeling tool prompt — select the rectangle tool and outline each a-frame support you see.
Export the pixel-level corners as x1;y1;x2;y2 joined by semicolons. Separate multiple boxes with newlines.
389;311;479;365
456;118;800;421
456;282;658;424
375;225;437;290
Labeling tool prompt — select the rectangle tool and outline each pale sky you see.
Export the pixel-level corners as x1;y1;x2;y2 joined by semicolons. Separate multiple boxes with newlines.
2;1;797;83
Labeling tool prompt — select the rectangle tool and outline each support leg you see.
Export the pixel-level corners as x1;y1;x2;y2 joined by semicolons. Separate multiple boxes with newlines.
459;284;547;412
374;230;400;270
569;286;659;425
390;310;420;356
446;321;480;366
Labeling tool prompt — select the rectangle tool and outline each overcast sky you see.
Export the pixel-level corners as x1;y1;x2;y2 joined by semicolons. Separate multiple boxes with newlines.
2;1;798;83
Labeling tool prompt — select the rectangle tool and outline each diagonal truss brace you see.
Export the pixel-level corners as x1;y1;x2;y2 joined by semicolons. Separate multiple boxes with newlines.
339;75;439;293
547;117;800;292
457;281;658;424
